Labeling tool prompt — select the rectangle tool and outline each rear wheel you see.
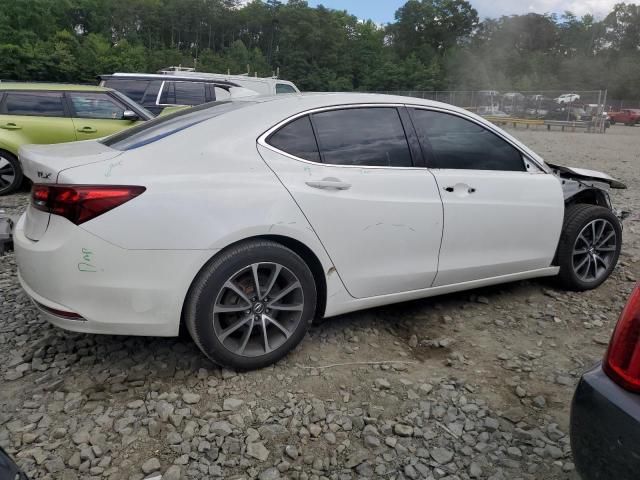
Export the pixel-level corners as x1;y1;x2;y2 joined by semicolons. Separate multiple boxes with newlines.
0;151;22;196
185;240;316;370
557;204;622;291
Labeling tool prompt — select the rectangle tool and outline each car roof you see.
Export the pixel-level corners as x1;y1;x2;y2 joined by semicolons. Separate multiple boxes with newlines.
100;73;238;86
0;82;110;92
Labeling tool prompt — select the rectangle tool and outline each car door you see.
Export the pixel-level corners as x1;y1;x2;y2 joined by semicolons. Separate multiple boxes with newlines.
67;92;138;140
258;106;444;299
0;91;75;150
409;107;564;287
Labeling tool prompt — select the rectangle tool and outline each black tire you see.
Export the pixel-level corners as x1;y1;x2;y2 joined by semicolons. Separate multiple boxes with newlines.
609;118;615;125
557;204;622;291
184;240;316;370
0;150;23;196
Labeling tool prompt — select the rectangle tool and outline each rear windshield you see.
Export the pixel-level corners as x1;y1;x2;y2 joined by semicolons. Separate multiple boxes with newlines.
102;101;254;151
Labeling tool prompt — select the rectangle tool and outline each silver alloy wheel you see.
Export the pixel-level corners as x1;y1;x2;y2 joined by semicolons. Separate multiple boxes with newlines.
0;155;16;190
213;262;304;357
572;219;617;282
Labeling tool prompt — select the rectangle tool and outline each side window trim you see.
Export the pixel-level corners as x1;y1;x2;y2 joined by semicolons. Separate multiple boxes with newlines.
407;105;531;172
398;106;426;168
155;81;166;106
262;104;421;169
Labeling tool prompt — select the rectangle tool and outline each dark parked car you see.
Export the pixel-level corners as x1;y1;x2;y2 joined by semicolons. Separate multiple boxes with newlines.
571;283;640;480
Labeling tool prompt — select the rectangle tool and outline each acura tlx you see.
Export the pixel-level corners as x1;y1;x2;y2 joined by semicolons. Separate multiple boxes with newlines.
13;93;626;369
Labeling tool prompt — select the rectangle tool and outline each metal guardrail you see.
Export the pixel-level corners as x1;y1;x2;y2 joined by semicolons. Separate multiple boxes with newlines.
484;116;602;133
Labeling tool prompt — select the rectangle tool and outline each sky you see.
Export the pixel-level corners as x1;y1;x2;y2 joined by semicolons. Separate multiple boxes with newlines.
307;0;620;23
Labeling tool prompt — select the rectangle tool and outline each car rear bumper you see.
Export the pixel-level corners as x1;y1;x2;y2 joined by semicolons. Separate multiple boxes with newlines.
14;213;215;337
570;362;640;480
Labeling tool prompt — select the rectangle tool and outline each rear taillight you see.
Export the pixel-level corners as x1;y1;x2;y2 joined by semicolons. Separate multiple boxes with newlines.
31;184;145;225
603;284;640;392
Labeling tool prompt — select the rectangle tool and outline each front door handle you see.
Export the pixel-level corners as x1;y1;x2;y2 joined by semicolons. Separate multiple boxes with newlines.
306;178;352;191
0;123;22;130
77;126;97;133
444;185;477;194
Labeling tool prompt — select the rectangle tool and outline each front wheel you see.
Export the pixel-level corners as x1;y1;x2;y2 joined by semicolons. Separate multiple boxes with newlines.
184;240;317;370
0;151;22;196
556;204;622;291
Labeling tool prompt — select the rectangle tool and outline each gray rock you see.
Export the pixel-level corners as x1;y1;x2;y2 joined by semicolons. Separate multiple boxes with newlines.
210;421;233;436
259;467;280;480
246;442;270;461
430;447;454;464
375;378;391;390
469;462;482;478
163;465;182;480
141;457;161;474
345;450;369;469
223;398;244;411
182;392;200;404
393;424;413;437
285;445;299;460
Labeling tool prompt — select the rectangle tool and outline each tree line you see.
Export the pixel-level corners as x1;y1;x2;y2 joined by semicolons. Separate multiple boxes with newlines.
1;0;639;99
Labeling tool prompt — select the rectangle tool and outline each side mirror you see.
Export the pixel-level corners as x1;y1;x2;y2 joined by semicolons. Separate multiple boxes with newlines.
122;110;139;121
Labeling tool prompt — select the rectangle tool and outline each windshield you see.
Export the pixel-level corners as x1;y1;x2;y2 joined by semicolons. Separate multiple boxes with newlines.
102;101;255;151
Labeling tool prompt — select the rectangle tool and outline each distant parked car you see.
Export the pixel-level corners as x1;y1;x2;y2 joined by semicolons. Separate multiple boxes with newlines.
0;82;153;195
14;93;626;370
608;109;640;126
555;93;581;104
100;71;299;115
571;284;640;480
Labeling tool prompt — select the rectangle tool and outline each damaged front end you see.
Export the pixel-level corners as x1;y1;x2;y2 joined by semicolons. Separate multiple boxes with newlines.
548;162;630;222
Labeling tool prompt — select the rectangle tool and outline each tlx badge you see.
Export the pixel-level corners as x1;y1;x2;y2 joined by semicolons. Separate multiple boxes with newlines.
37;171;52;179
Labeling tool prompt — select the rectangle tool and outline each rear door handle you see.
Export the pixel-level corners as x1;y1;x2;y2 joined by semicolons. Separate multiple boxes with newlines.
0;123;21;130
77;126;97;133
306;179;352;191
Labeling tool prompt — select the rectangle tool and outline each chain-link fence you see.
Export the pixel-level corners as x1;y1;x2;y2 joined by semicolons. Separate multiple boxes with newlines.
370;90;611;133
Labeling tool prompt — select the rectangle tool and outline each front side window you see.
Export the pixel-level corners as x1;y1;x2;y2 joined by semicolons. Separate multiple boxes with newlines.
411;109;525;172
312;108;413;167
276;84;297;94
1;92;65;117
267;115;320;162
159;82;206;106
69;93;126;120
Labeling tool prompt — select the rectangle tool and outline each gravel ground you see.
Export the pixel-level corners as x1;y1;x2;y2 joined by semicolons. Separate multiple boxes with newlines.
0;125;638;480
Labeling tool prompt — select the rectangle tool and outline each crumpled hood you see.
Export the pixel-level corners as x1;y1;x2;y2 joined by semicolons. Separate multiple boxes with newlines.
547;162;627;189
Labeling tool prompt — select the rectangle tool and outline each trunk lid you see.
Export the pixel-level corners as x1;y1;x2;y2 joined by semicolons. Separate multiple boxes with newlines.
19;141;122;241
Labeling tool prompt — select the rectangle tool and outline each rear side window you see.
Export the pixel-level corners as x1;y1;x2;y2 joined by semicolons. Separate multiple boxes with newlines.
103;79;148;103
411;109;525;172
1;92;65;117
160;82;206;106
268;116;320;162
276;84;297;94
312;108;413;167
69;93;125;119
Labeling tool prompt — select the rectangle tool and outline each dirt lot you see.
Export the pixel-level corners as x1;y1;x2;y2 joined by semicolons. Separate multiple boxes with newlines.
1;125;638;480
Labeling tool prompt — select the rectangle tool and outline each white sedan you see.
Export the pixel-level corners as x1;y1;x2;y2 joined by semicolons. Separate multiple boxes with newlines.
14;93;625;369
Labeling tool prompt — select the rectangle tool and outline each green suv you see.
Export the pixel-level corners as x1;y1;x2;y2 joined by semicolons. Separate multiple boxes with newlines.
0;83;153;195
